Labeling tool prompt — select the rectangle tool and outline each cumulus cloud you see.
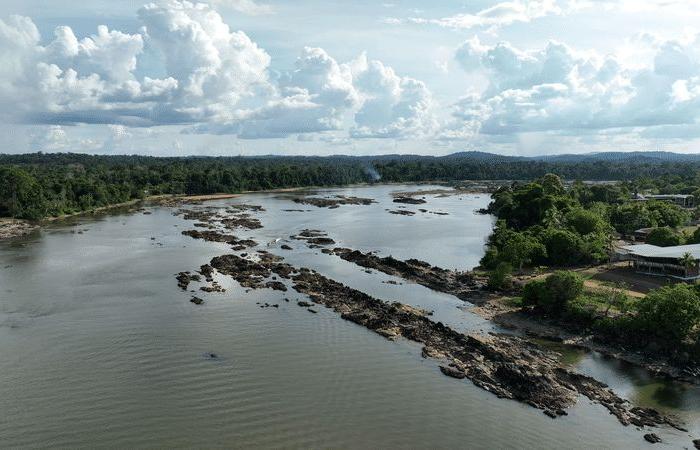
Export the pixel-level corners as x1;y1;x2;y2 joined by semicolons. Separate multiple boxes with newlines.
350;53;436;138
187;47;436;139
0;1;272;127
446;34;700;139
385;0;563;30
207;0;273;15
0;1;434;143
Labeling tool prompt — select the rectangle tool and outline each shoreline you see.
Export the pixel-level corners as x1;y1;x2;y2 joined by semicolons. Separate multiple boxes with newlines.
469;293;700;384
0;181;483;241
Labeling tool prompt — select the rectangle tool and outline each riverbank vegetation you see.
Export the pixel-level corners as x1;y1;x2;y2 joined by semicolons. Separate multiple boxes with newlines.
4;151;700;220
478;172;700;367
517;272;700;365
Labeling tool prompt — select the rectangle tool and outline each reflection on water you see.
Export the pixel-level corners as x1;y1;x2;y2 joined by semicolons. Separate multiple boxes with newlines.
0;184;698;448
535;337;700;420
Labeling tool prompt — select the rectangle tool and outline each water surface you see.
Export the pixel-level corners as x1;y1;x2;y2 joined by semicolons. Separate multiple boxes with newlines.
1;184;698;448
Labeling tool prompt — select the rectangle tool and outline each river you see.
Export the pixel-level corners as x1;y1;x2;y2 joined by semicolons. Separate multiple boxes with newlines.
0;184;698;448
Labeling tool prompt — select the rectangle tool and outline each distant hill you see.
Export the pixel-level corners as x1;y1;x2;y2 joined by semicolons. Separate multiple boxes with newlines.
441;150;700;163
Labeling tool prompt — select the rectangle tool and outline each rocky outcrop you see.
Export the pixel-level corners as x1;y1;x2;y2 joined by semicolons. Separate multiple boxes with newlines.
393;197;426;204
329;247;485;300
176;271;200;290
181;230;257;250
292;195;376;208
206;253;683;432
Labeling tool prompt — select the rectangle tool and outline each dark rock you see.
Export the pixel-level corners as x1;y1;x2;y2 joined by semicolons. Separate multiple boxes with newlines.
281;244;292;250
297;301;312;307
643;433;661;444
692;438;700;449
190;296;204;305
292;195;375;208
393;196;426;204
439;365;466;379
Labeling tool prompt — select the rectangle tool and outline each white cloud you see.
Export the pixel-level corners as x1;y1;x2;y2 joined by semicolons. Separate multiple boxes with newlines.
0;1;435;144
207;0;273;15
385;0;563;30
187;47;436;139
447;33;700;139
350;53;437;138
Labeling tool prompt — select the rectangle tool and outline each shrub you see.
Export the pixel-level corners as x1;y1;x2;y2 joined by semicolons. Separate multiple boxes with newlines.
487;262;513;290
635;284;700;344
521;278;547;307
646;226;684;247
520;271;584;315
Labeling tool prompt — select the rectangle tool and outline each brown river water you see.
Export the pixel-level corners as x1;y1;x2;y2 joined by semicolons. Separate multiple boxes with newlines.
0;184;698;448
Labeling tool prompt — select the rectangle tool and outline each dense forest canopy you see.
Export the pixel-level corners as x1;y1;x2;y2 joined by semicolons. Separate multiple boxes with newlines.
4;151;700;220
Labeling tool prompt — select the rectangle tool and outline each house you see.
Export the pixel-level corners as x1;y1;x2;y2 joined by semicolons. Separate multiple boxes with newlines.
617;243;700;280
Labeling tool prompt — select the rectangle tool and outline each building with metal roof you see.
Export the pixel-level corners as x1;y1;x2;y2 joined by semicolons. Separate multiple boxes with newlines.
617;243;700;280
631;194;694;208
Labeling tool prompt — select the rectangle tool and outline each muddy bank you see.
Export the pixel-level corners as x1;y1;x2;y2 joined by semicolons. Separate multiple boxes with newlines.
329;247;486;300
292;195;376;208
206;252;684;433
0;219;38;240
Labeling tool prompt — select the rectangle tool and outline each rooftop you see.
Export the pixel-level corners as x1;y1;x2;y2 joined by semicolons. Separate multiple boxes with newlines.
620;243;700;260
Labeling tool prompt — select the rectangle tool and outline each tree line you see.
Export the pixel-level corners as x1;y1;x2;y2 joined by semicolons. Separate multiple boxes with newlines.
4;152;700;220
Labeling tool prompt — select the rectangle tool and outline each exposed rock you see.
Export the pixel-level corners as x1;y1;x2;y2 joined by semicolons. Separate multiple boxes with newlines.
0;219;38;240
643;433;661;443
393;197;426;204
181;230;257;249
291;229;335;246
190;296;204;305
692;438;700;449
204;253;684;431
330;247;484;300
281;244;293;250
292;195;376;208
440;365;466;379
389;209;415;216
176;271;200;290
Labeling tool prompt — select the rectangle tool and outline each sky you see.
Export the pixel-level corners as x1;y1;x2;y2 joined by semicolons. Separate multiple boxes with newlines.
2;0;700;156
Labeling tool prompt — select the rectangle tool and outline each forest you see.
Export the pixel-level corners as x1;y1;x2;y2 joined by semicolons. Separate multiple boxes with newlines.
3;151;700;220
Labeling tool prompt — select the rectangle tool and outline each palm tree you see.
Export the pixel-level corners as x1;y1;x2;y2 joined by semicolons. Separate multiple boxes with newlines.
679;252;696;279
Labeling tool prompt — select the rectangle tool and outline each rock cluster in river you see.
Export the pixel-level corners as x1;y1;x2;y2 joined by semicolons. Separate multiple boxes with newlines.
329;247;485;300
393;196;426;204
205;252;682;431
173;193;687;441
291;229;336;247
292;195;375;208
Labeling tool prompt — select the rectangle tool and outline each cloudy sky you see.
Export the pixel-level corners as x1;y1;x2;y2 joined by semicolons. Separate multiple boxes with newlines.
1;0;700;156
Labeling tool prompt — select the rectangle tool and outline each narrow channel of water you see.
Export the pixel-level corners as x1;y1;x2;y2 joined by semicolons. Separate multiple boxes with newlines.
0;184;697;448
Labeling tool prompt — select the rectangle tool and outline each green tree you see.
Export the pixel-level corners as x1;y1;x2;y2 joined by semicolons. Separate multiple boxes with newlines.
500;232;546;271
610;203;655;235
487;262;513;290
565;208;608;235
521;271;584;315
0;167;46;220
679;252;697;278
646;227;684;247
542;229;585;266
635;284;700;344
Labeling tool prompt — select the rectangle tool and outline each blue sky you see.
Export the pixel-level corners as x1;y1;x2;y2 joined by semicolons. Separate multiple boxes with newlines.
2;0;700;156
